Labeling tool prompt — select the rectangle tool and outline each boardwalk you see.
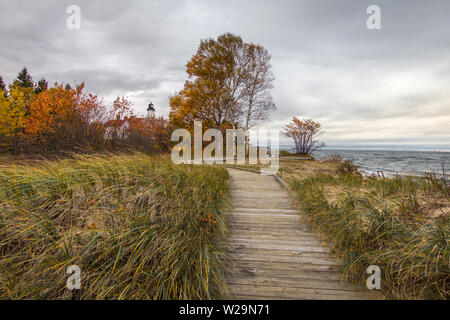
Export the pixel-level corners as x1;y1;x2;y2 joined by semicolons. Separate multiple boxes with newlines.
225;168;379;300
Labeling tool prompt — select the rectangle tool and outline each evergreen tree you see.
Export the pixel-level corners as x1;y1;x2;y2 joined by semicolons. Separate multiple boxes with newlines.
0;76;7;97
34;78;48;94
13;67;34;89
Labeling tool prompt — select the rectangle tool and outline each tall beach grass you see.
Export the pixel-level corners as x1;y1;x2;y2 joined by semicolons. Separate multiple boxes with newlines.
0;153;230;299
289;172;449;299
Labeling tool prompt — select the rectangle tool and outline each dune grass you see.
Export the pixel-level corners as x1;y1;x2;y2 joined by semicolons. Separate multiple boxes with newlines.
288;172;449;299
0;153;230;299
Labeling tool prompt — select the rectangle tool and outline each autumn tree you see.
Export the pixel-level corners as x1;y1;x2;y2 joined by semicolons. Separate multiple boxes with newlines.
169;33;275;131
72;84;106;149
0;67;171;154
0;68;37;152
111;96;134;120
127;116;172;152
74;83;105;123
0;86;31;153
25;83;106;151
0;94;11;149
283;118;325;155
26;86;75;140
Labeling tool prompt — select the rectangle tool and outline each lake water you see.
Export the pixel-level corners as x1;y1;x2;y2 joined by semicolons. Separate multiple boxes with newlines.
310;149;450;177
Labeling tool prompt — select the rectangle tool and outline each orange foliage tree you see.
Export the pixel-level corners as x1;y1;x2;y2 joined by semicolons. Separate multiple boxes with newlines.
110;96;134;120
130;116;173;152
26;83;106;151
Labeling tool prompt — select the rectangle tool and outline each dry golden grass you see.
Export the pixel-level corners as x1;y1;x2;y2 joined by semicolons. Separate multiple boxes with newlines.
0;153;231;299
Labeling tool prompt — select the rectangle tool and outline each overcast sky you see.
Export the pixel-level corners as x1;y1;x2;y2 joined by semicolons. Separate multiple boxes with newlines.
1;0;449;148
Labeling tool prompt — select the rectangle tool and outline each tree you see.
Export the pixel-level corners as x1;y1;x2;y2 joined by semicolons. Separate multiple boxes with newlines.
111;96;134;120
0;87;30;152
73;83;105;123
25;83;106;151
130;115;173;152
283;118;325;155
8;68;36;119
34;78;48;94
25;85;76;141
242;44;275;130
170;33;275;131
0;76;7;97
13;67;34;89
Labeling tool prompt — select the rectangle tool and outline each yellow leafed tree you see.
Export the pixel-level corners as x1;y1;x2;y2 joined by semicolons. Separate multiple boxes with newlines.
0;86;32;150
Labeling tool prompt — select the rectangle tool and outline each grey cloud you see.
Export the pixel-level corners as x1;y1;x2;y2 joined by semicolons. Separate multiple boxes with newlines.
45;69;162;94
0;0;449;145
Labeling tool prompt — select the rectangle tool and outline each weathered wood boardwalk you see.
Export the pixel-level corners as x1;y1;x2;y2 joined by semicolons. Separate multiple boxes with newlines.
225;168;379;300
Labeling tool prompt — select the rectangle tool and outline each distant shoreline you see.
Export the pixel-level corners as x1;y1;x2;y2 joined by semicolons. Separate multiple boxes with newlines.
279;147;450;153
311;149;449;178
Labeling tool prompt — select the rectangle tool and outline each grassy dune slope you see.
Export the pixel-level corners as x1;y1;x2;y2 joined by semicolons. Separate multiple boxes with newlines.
0;153;230;299
289;173;449;300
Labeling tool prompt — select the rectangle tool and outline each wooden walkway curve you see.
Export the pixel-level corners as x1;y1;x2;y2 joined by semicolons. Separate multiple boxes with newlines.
225;168;379;300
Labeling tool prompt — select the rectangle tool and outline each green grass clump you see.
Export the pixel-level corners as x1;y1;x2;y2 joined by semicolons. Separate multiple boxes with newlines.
289;173;449;300
0;153;230;299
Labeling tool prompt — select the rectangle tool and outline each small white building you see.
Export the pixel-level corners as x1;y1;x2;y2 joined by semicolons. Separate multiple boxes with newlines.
104;102;156;140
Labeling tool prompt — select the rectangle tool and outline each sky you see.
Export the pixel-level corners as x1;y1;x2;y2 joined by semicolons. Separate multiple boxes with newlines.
1;0;449;149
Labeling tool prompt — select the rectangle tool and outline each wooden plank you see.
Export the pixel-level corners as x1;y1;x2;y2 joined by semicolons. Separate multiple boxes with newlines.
230;220;306;228
229;247;332;258
233;208;299;213
227;283;376;300
228;233;319;241
230;212;298;218
228;268;342;281
229;239;326;249
230;255;339;267
227;276;363;291
230;225;312;233
229;243;329;253
231;259;337;272
227;229;319;238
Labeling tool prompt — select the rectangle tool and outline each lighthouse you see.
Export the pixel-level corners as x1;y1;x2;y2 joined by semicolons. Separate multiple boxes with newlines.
147;102;155;118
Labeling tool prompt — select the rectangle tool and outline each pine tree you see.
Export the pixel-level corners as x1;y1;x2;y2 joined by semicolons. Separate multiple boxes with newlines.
13;67;34;89
34;78;48;94
0;76;7;97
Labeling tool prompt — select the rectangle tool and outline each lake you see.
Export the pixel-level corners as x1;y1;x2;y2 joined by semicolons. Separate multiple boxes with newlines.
311;149;450;177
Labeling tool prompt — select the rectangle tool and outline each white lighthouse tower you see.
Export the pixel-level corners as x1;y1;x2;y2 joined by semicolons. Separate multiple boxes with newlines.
147;102;155;118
